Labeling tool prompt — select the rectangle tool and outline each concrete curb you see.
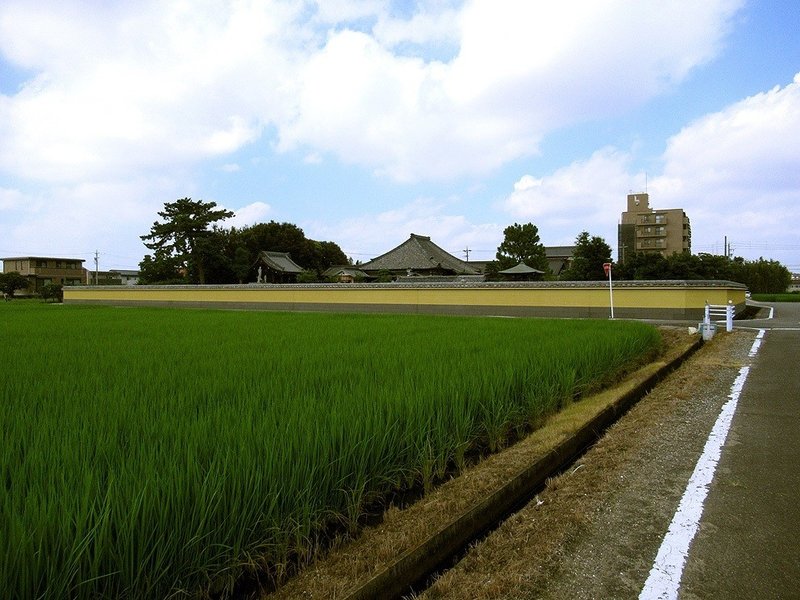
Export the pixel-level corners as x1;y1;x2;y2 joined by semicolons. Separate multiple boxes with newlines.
342;335;703;600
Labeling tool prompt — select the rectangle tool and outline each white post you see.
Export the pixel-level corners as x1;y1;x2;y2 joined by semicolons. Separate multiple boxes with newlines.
726;301;733;332
704;302;711;326
604;263;614;319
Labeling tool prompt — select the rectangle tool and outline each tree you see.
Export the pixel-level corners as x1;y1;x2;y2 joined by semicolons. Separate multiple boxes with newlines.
140;198;234;284
560;231;612;281
238;221;348;279
137;253;185;285
231;244;252;284
615;252;791;292
308;240;349;274
615;253;669;280
40;283;63;303
730;258;791;293
696;253;735;280
0;272;30;298
495;223;549;273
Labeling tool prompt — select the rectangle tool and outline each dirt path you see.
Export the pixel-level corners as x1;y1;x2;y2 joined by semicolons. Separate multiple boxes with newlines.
418;329;758;600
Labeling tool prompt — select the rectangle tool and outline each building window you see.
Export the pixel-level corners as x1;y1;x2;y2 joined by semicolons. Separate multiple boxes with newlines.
37;260;47;268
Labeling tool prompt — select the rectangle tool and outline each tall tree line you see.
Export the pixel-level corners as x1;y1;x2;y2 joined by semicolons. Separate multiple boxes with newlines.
139;199;348;284
489;222;791;293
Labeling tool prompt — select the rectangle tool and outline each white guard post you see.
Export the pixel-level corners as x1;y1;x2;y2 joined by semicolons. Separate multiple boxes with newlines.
704;300;734;333
603;262;614;319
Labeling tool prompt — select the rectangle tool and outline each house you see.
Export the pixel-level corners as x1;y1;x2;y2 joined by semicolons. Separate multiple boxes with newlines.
85;269;140;285
323;265;370;283
545;246;575;277
254;251;305;283
360;234;480;279
1;256;85;294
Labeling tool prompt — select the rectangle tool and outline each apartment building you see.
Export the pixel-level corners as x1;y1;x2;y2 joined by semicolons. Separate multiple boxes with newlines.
617;193;691;262
1;256;86;294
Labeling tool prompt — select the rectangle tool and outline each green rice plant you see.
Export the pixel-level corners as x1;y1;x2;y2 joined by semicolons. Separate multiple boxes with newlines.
0;303;661;598
751;292;800;302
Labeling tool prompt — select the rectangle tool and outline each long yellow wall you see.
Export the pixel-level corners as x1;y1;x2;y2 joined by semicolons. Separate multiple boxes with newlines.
64;282;747;320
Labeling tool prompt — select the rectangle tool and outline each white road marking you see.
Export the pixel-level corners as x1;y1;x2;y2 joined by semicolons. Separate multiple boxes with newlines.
639;329;765;600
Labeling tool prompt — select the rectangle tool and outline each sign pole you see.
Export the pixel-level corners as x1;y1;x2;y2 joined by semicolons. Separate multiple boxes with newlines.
604;262;614;319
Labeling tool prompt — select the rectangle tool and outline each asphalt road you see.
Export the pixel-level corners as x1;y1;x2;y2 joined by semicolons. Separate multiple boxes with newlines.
677;303;800;599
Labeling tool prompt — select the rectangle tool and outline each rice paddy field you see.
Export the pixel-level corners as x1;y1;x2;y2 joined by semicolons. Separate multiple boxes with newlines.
0;302;662;599
751;292;800;302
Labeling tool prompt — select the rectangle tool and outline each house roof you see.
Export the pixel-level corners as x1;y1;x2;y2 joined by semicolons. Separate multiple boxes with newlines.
1;256;86;262
498;262;545;275
545;246;576;259
256;251;304;273
360;234;479;275
323;265;369;278
545;246;575;275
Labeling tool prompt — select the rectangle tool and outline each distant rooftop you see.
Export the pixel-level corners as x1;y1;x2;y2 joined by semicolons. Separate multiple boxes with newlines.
361;233;479;275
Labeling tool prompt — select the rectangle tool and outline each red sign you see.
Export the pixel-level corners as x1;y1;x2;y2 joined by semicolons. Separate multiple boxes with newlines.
603;262;612;277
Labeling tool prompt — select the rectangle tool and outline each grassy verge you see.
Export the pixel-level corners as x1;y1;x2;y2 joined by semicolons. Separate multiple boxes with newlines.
751;292;800;302
0;303;661;598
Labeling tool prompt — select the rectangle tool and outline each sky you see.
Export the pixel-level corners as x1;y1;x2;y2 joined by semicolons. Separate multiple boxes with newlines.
1;0;799;273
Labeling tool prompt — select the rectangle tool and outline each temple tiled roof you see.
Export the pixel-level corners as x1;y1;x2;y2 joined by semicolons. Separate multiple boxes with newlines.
323;266;369;278
360;234;480;275
497;262;545;275
256;251;304;273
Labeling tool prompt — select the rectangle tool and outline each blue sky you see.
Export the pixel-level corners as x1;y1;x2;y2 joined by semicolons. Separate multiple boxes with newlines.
1;0;799;272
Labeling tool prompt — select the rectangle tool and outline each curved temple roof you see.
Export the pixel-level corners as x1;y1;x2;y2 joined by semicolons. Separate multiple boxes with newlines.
256;251;304;273
360;234;479;275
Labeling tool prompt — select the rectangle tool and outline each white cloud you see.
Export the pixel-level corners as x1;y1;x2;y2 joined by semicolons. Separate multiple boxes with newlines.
0;178;174;268
0;0;300;181
0;186;25;210
226;201;272;228
649;72;800;260
372;5;460;51
657;73;800;195
278;0;742;181
502;147;636;244
0;0;743;184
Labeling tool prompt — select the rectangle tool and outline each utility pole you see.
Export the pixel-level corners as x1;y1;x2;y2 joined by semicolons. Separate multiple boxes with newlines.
463;247;471;262
94;250;99;285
